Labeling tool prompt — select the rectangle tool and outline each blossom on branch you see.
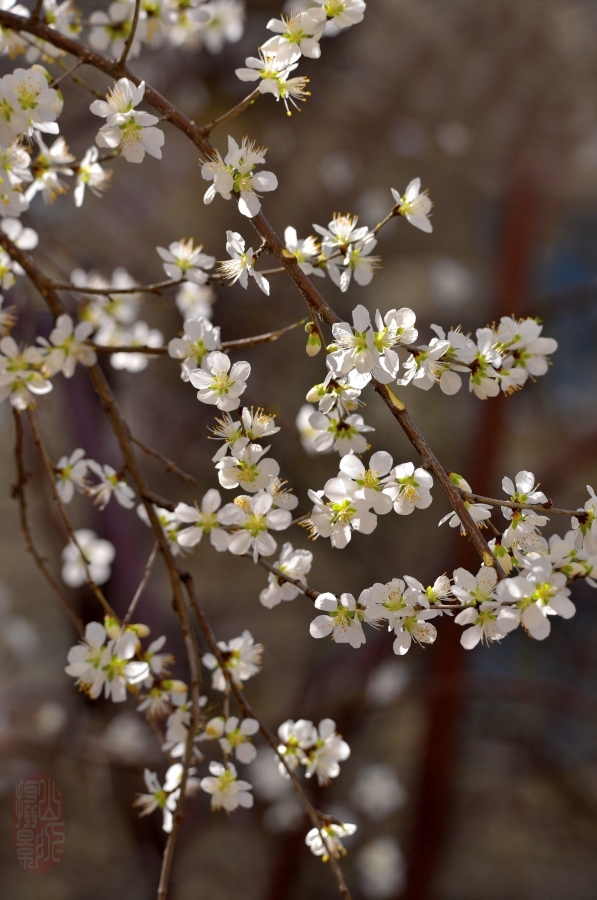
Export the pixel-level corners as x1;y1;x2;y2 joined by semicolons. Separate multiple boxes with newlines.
202;136;278;218
188;350;250;411
202;629;263;691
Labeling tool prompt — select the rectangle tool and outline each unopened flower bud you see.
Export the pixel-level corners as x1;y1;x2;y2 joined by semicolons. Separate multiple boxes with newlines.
305;322;321;357
163;679;187;694
104;615;120;639
127;622;151;638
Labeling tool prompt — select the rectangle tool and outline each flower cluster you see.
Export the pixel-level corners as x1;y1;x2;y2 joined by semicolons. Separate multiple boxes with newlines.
277;717;350;785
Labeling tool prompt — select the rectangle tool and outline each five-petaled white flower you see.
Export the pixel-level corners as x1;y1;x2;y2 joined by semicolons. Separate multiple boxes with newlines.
391;178;433;233
310;591;381;648
175;489;242;552
86;461;136;510
260;541;313;608
304;718;351;785
168;316;220;381
455;601;520;649
217;442;279;493
308;473;377;548
218;231;270;294
55;448;88;503
339;451;394;515
382;462;434;515
188;350;250;411
40;314;96;377
157;238;215;284
202;135;278;218
0;336;52;409
308;410;374;457
92;78;164;163
218;716;260;764
226;491;292;561
202;629;263;691
61;529;115;587
74;146;111;207
306;822;357;861
200;761;254;811
65;620;108;691
263;8;327;64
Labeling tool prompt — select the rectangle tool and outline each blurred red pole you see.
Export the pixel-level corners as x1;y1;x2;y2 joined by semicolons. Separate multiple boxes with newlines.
401;157;549;900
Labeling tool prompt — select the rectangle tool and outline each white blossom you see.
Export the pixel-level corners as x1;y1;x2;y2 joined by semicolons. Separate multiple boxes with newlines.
202;629;263;691
199;0;244;53
381;462;433;515
308;473;377;547
0;336;52;409
218;716;260;764
96;631;150;703
455;601;520;649
61;529;115;587
89;1;147;59
174;489;241;551
304;718;350;785
263;9;327;64
260;542;313;608
308;410;374;456
168;316;220;381
339;451;394;515
2;66;61;138
26;136;74;204
312;0;366;29
392;610;438;655
218;230;270;294
188;350;250;411
391;178;432;233
39;314;96;377
217;442;279;493
226;491;292;561
283;225;322;275
572;486;597;556
157;238;215;284
497;557;575;640
74;147;111;207
310;591;382;647
200;761;253;811
55;448;88;503
65;621;108;692
306;822;357;861
202;136;277;218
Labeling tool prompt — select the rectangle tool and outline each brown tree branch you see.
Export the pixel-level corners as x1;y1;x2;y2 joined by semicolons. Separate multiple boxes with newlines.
27;409;117;618
131;435;198;484
182;573;353;900
11;410;84;635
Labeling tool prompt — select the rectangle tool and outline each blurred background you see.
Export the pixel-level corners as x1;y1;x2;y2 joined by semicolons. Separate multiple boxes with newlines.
2;0;597;897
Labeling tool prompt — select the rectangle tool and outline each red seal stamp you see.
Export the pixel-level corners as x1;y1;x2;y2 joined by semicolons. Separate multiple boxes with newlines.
12;773;65;872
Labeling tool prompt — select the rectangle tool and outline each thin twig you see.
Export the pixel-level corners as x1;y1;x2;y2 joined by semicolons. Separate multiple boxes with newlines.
119;0;141;65
157;588;202;900
90;318;308;356
460;491;579;517
31;0;45;22
131;435;197;484
183;574;353;900
55;277;180;296
199;88;261;135
11;411;84;635
221;317;308;350
372;205;399;235
26;409;117;619
122;542;159;627
49;58;83;88
252;554;320;602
